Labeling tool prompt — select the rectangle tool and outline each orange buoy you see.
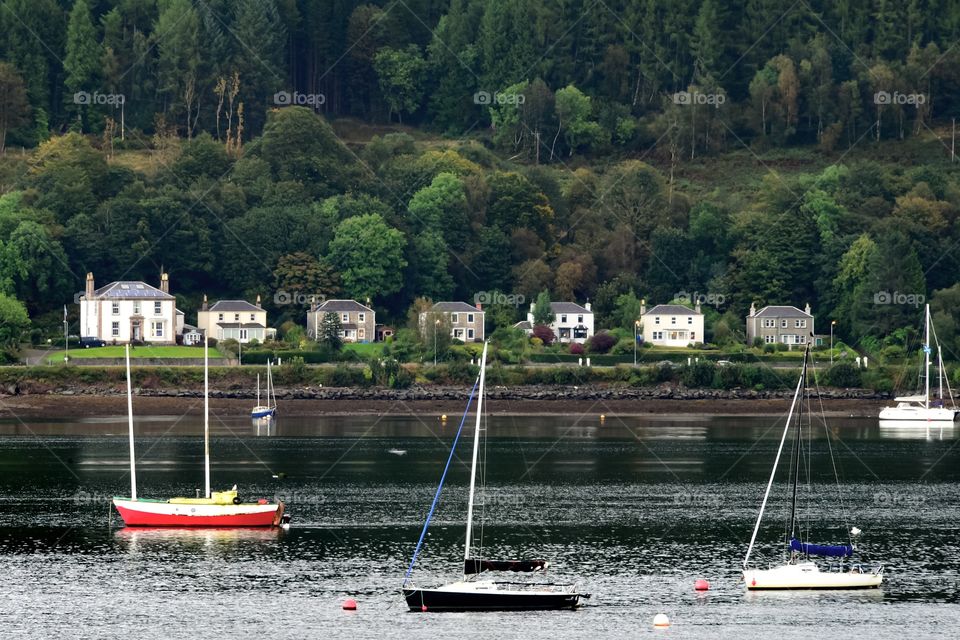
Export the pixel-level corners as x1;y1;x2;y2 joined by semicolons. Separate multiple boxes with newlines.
694;578;710;591
342;598;357;610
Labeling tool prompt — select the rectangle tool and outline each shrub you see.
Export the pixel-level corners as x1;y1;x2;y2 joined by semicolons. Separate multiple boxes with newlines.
532;324;555;346
823;362;862;388
569;342;584;355
587;331;616;353
752;337;764;349
680;361;715;387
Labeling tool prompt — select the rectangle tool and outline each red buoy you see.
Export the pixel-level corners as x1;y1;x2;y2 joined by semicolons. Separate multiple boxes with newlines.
694;579;710;591
421;605;428;612
342;598;357;610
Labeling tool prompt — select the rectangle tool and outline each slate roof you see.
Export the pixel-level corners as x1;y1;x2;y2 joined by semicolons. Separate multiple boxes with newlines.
315;299;373;313
431;301;482;312
209;300;263;312
90;281;174;300
550;302;591;314
643;304;701;316
753;305;811;318
216;322;266;329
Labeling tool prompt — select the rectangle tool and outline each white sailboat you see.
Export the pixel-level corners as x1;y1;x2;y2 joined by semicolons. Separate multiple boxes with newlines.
402;342;589;611
879;303;958;422
743;347;883;590
251;360;277;420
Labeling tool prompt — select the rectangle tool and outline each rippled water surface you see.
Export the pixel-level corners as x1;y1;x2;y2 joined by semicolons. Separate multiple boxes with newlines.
1;413;958;638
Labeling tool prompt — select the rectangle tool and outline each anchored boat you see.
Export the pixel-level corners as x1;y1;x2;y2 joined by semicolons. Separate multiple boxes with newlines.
879;303;958;422
401;342;589;611
112;341;286;527
742;346;883;590
251;360;277;420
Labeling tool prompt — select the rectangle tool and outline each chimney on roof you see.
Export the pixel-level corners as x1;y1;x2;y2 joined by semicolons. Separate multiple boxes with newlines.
804;302;811;316
160;272;169;294
585;300;591;312
85;272;94;300
640;299;646;316
476;302;482;311
749;301;756;317
201;294;208;312
695;301;701;314
256;294;261;308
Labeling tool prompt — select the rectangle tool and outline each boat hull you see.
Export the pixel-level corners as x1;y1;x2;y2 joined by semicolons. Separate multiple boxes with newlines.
113;498;284;527
402;582;587;611
250;407;276;419
744;563;883;590
878;406;957;421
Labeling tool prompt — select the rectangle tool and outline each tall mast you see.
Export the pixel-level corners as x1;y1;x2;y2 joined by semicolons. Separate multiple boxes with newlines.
125;344;137;500
925;304;931;409
464;342;488;566
939;345;944;402
256;372;260;406
204;337;211;498
788;348;808;542
743;347;806;570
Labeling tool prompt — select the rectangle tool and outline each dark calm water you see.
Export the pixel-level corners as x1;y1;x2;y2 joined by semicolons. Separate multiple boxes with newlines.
0;412;958;638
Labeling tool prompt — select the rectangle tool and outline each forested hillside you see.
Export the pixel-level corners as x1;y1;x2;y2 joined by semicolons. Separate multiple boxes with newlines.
1;0;960;359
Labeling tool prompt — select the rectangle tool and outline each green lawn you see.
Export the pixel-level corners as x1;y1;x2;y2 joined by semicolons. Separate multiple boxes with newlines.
342;342;385;358
47;345;207;360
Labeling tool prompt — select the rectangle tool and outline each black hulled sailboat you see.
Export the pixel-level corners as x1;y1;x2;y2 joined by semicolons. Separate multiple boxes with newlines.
401;342;589;612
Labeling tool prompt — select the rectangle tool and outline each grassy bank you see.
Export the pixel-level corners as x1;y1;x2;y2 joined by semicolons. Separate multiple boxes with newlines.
0;360;890;393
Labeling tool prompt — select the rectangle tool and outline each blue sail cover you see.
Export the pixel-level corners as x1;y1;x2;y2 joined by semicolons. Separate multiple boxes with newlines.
790;538;853;557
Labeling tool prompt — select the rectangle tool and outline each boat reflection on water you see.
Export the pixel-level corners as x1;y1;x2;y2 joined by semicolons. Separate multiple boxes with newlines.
252;416;276;436
878;420;957;440
114;526;284;552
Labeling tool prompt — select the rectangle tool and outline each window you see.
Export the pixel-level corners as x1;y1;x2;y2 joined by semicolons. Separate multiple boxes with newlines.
341;313;349;323
112;302;120;316
218;313;224;321
577;315;583;323
133;301;141;315
154;301;162;315
453;328;464;338
765;335;775;344
467;328;474;340
239;328;248;341
654;316;660;325
234;313;240;321
797;335;807;344
780;319;788;328
795;319;806;328
358;328;365;339
250;313;255;321
451;313;459;323
111;322;119;337
781;335;794;344
153;321;163;338
687;316;693;325
468;313;475;323
763;318;775;328
671;317;677;325
561;314;567;323
358;312;365;322
691;332;696;340
652;331;664;340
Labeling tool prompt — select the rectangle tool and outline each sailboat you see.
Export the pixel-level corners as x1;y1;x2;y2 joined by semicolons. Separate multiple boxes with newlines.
112;340;286;527
742;346;884;590
879;304;958;422
401;342;589;611
251;360;277;419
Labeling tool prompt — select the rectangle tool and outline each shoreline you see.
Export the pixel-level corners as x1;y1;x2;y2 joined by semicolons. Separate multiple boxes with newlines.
0;394;888;419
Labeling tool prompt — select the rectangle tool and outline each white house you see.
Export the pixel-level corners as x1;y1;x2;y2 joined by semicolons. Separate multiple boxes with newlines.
196;295;275;344
640;301;704;347
78;272;177;344
525;301;594;343
420;302;485;342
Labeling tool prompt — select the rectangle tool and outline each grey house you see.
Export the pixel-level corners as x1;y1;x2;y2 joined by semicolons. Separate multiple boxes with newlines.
308;299;375;343
420;302;485;342
746;303;815;346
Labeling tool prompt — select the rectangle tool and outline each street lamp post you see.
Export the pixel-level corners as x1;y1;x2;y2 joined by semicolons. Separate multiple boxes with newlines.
434;319;440;366
634;320;640;366
830;320;836;364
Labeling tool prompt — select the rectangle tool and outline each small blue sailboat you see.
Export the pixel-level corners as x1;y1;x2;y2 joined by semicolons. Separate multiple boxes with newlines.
251;360;277;419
